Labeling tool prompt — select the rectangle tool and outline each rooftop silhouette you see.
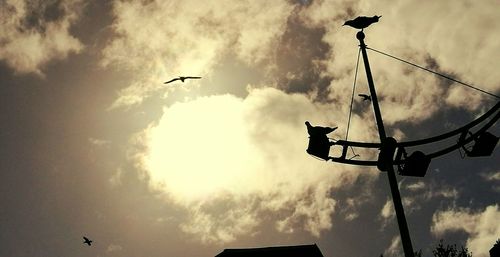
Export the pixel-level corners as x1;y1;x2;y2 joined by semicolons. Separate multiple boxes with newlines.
216;244;324;257
491;240;500;257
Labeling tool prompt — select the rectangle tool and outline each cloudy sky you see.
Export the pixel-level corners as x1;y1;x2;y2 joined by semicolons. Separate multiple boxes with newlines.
1;0;499;257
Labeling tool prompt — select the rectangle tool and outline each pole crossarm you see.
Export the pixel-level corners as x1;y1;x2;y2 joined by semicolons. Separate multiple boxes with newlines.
329;100;500;165
428;109;500;159
399;101;500;147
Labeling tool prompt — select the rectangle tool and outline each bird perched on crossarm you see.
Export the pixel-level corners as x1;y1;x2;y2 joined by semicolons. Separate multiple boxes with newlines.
343;15;381;30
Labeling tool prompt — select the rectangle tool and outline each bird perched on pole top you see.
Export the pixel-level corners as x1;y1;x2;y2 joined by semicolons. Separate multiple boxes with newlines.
343;15;381;30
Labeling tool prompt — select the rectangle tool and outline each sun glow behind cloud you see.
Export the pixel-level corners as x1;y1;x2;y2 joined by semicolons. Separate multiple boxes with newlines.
131;87;373;243
145;94;266;203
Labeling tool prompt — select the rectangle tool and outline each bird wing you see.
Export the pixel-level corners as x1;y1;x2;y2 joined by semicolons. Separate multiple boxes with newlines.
185;76;201;79
83;236;89;241
164;78;179;84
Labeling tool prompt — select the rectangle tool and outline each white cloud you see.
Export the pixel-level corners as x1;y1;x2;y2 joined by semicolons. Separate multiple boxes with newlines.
381;201;396;232
109;168;123;187
273;182;336;237
88;137;111;147
406;181;425;191
431;205;500;257
180;200;260;244
106;244;123;253
481;171;500;182
481;171;500;193
103;0;295;109
0;0;84;75
127;87;376;243
380;180;459;227
384;235;402;257
340;196;369;222
406;180;459;202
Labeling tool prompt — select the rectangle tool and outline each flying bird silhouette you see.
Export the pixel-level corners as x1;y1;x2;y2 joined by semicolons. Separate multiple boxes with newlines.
83;236;92;246
164;76;202;84
343;15;381;30
358;94;371;101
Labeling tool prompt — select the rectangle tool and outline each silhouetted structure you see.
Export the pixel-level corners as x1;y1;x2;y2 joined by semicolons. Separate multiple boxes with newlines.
306;15;500;257
460;131;499;157
216;244;324;257
343;15;381;30
396;150;430;177
305;121;337;160
83;236;92;246
491;240;500;257
164;76;202;84
305;121;337;136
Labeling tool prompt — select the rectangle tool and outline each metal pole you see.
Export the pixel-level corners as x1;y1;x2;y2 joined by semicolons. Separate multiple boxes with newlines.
356;31;415;257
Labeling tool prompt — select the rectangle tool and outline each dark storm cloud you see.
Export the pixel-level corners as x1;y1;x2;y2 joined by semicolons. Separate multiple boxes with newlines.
20;0;65;33
0;0;84;75
275;6;333;102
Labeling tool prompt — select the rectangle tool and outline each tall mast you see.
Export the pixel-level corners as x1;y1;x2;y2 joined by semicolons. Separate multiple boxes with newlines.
356;31;415;257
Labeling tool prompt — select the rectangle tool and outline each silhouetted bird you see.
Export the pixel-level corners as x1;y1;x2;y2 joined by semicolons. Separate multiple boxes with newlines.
164;76;202;84
305;121;337;137
343;16;381;30
358;94;371;101
83;236;92;246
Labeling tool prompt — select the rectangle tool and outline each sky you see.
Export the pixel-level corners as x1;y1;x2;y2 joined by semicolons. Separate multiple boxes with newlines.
0;0;499;257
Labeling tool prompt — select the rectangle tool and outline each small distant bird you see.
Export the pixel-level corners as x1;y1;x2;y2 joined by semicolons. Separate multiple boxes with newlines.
343;15;381;30
164;76;202;84
358;94;371;102
83;236;92;246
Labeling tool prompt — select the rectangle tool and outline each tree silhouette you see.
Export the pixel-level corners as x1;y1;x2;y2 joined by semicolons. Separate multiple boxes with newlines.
432;240;472;257
381;240;473;257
